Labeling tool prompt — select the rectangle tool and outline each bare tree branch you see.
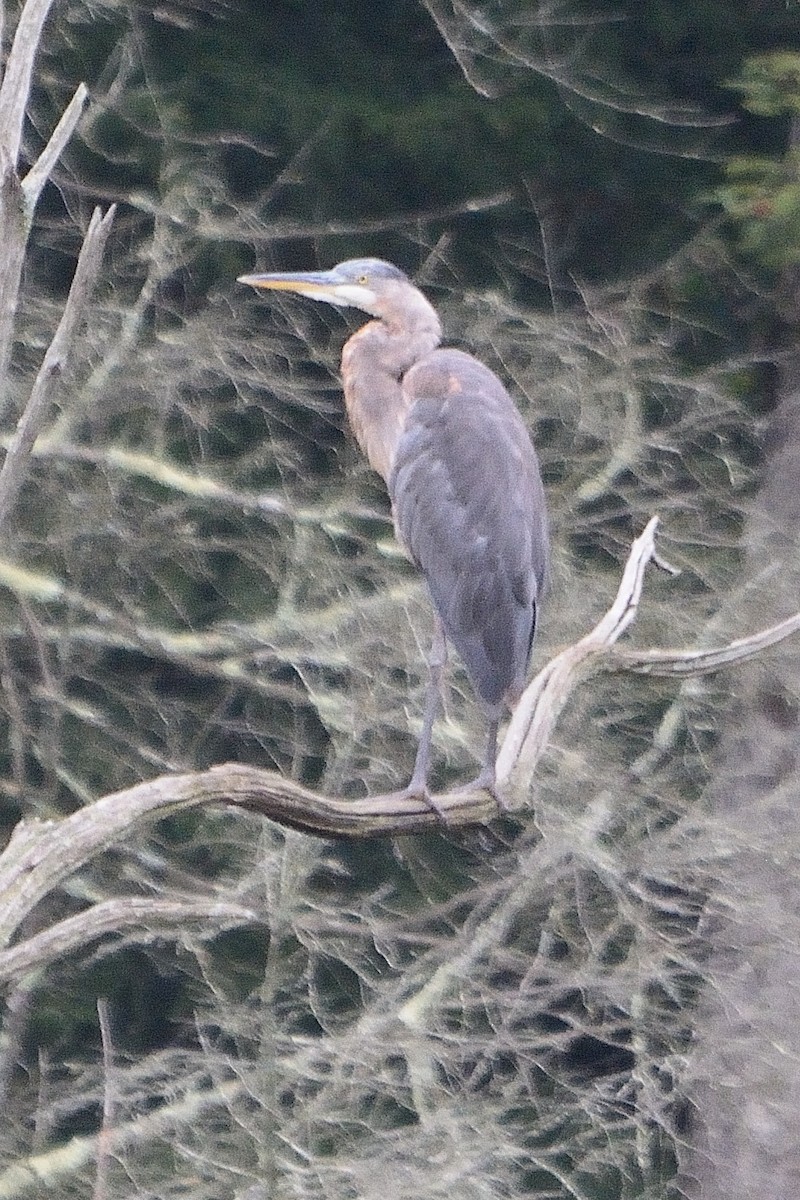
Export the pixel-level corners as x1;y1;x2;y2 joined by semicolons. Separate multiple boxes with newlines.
0;205;115;530
0;0;91;409
21;81;87;209
0;898;257;986
417;0;500;97
612;611;800;676
0;155;28;404
0;0;58;167
497;515;663;788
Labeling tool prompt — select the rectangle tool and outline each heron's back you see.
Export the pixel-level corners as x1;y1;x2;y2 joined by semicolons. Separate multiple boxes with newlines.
389;348;548;711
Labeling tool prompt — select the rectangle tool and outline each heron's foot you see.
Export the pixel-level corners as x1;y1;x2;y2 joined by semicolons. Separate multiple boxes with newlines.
398;777;451;823
455;768;509;813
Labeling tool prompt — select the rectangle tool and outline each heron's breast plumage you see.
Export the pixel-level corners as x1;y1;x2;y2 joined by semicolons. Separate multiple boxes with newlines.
342;322;425;481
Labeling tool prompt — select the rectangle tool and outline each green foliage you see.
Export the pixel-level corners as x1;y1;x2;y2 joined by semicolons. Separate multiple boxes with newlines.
729;51;800;116
704;52;800;268
711;150;800;266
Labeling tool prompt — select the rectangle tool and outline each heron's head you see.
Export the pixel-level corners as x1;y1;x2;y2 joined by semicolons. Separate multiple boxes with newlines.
237;258;411;317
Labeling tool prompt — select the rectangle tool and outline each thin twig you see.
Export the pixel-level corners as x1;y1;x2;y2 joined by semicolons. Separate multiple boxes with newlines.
417;0;499;97
611;611;800;676
21;82;88;210
93;999;114;1200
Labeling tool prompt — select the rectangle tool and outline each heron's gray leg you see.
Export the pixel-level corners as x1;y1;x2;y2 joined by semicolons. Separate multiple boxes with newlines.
459;718;498;794
457;714;507;810
404;616;447;802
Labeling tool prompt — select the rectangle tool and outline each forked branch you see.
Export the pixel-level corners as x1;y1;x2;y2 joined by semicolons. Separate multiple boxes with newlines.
0;0;90;404
0;205;115;529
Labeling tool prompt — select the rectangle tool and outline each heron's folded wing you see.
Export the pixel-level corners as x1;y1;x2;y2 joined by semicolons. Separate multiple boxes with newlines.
390;349;548;708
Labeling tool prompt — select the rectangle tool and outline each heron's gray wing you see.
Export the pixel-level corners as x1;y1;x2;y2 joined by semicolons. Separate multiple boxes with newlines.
389;349;548;710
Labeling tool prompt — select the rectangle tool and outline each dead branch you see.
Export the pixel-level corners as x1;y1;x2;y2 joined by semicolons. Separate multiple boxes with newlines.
612;611;800;676
21;82;87;210
497;514;665;788
0;0;58;167
0;898;257;986
0;205;115;529
0;0;89;404
1;517;799;984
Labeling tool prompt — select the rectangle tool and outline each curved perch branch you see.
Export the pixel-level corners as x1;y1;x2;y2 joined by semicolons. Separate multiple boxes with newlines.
496;514;664;789
2;516;800;981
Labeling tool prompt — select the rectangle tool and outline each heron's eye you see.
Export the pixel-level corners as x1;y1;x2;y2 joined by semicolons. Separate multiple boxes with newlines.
358;275;369;285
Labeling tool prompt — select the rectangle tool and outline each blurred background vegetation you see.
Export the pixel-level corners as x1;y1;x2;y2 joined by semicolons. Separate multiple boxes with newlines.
2;0;800;1196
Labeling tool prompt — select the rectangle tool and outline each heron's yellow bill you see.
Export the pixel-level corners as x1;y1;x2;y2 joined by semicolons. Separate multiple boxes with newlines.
237;271;338;296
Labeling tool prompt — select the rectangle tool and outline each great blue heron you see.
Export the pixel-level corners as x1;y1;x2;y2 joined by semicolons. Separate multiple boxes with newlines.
238;258;549;802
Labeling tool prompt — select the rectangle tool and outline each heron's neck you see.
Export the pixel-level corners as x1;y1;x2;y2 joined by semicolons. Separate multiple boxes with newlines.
341;303;441;482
